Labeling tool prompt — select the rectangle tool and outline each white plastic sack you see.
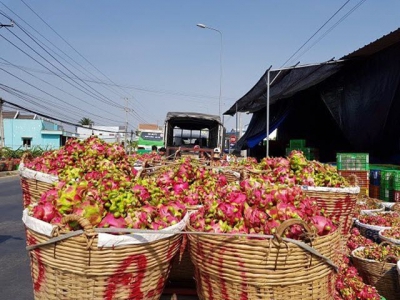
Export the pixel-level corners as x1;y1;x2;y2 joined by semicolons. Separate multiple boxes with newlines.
19;162;58;184
22;208;189;247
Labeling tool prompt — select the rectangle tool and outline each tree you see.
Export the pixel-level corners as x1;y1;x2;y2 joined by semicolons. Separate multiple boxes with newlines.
78;117;94;126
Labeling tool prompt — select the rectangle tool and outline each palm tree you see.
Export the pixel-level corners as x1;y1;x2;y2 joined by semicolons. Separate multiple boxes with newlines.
78;117;94;127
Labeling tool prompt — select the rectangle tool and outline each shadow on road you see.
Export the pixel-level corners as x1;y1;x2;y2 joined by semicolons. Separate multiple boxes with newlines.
0;235;24;243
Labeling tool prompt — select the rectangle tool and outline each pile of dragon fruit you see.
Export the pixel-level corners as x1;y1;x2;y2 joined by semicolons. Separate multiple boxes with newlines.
23;136;391;300
25;137;345;237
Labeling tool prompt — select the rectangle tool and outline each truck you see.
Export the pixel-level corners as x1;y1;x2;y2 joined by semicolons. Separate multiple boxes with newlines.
136;124;164;154
163;112;225;158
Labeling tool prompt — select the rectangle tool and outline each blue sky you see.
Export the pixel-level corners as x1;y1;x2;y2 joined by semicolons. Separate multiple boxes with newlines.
1;0;399;133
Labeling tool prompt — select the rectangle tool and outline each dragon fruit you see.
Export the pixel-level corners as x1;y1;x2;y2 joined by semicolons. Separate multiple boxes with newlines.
98;212;127;228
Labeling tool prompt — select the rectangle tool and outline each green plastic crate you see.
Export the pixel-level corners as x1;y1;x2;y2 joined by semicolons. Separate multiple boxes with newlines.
289;139;306;148
336;153;369;170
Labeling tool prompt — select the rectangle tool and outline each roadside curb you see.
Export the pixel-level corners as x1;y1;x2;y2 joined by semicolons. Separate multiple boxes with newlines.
0;170;19;179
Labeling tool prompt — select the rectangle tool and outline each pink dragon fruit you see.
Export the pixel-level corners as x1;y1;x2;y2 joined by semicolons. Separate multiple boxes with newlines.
98;212;127;228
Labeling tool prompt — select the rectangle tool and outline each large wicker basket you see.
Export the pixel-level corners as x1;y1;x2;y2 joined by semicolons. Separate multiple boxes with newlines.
19;154;58;208
188;219;340;300
351;246;400;300
24;213;183;300
302;186;360;235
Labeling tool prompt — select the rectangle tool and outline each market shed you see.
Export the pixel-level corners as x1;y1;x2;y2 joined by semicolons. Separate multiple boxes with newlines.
226;28;400;162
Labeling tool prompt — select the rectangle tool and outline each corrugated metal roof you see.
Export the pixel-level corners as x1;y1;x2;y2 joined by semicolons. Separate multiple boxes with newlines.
1;110;35;119
342;28;400;59
138;123;162;131
1;111;17;119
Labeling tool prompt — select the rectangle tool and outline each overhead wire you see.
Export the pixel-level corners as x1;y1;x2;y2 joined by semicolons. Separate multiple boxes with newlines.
0;84;83;122
0;61;232;103
1;4;151;126
280;0;351;67
291;0;367;63
0;84;116;126
18;0;152;125
1;2;131;101
1;21;126;110
0;32;127;121
0;62;123;124
1;97;131;134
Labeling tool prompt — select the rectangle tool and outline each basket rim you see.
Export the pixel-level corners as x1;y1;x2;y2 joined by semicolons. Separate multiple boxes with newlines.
378;229;400;245
354;219;392;231
382;202;397;209
301;185;360;194
351;246;397;265
19;162;58;183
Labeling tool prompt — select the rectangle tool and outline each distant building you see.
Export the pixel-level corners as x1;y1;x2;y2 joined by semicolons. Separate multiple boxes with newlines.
2;111;76;150
76;125;126;143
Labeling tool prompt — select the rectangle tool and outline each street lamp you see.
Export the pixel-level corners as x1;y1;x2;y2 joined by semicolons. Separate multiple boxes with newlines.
196;23;223;148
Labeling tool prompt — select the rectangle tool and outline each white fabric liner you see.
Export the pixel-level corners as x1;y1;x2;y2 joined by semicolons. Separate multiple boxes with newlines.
301;185;360;194
397;261;400;276
22;208;189;247
354;219;391;231
378;229;400;245
23;208;54;236
97;213;189;247
19;162;59;184
382;202;396;209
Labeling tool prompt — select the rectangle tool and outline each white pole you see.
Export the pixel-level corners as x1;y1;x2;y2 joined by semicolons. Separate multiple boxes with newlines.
266;69;271;157
0;98;4;148
197;23;223;149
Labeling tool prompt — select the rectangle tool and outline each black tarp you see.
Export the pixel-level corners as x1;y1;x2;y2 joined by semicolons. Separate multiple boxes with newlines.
229;41;400;163
224;61;343;115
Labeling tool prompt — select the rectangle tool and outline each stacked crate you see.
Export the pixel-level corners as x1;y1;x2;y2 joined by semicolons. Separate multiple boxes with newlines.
336;153;369;196
286;139;319;161
393;171;400;202
369;169;380;199
380;170;393;201
379;170;400;202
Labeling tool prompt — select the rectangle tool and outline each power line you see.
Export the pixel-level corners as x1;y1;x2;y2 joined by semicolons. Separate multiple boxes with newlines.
0;4;130;100
291;0;367;62
0;96;132;134
0;63;123;124
0;33;126;121
1;21;125;110
0;57;113;118
280;0;351;67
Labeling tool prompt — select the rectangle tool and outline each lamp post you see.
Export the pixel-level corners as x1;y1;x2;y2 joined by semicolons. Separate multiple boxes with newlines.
196;23;224;148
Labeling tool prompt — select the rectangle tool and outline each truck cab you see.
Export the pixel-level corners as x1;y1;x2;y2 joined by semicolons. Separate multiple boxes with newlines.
163;112;224;159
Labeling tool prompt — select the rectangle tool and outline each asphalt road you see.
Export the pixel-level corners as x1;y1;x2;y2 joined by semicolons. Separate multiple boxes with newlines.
0;176;198;300
0;176;34;300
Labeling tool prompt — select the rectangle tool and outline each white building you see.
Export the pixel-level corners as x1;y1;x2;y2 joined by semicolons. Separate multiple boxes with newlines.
76;125;126;143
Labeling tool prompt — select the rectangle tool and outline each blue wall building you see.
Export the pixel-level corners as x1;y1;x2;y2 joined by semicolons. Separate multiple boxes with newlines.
2;112;75;150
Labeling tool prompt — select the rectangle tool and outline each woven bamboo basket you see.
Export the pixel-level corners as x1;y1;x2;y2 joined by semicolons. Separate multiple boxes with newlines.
351;245;400;300
397;261;400;288
302;186;360;235
188;219;340;300
25;214;182;300
19;153;57;208
168;243;195;285
379;229;400;245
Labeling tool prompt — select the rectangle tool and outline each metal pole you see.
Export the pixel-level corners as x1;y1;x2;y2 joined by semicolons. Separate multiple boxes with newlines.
266;69;271;157
235;102;238;142
0;98;4;148
196;24;223;149
124;97;128;150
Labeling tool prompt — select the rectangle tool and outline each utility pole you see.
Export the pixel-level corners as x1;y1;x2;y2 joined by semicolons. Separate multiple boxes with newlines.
0;98;4;148
124;97;129;151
